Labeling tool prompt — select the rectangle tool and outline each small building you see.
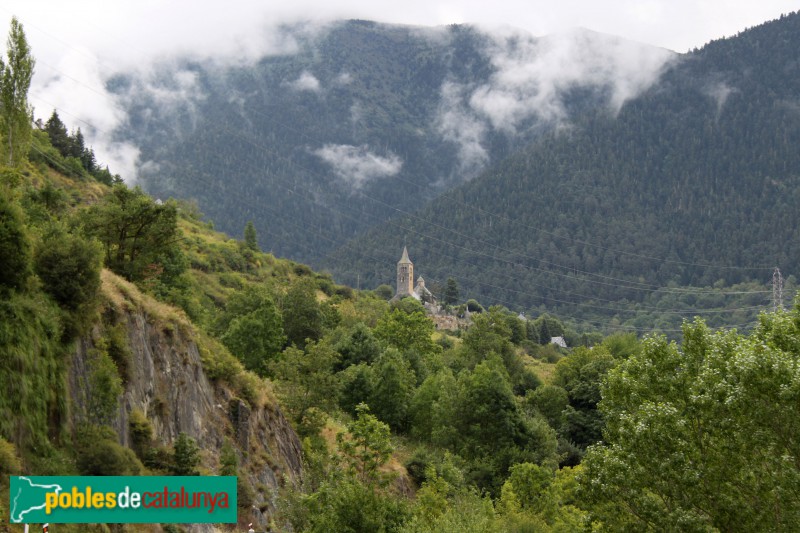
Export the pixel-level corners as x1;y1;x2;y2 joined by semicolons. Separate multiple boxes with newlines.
550;336;568;349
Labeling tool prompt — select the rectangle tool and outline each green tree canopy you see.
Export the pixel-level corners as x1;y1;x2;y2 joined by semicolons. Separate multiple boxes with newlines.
281;278;324;348
0;187;31;291
337;403;393;485
171;432;201;476
221;296;285;376
374;308;441;360
243;220;259;252
369;347;416;433
0;17;35;167
44;110;70;155
83;184;180;282
582;311;800;531
443;277;459;305
553;346;615;449
335;322;382;370
451;355;558;493
271;339;340;429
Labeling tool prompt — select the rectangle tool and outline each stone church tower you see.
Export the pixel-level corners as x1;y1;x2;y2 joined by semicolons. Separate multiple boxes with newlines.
396;246;414;297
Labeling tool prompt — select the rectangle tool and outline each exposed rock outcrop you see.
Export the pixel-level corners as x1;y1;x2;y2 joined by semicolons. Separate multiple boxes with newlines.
69;271;302;530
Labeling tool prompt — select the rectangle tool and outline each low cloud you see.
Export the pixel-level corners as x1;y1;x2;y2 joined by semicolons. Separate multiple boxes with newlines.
704;80;736;116
32;47;141;181
289;71;322;92
313;144;403;188
437;25;675;170
336;72;353;85
436;82;489;174
474;26;675;127
26;19;317;182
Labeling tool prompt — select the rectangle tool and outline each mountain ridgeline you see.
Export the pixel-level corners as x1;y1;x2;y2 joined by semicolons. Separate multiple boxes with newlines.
111;20;672;264
113;14;800;331
112;22;500;260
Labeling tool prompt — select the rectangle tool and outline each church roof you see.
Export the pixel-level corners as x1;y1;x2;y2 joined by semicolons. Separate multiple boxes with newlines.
398;246;412;264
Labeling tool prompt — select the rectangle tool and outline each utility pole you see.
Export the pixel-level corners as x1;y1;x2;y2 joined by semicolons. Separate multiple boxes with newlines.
773;267;784;312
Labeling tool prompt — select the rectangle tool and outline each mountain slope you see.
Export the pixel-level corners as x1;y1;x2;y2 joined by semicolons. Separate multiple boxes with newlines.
326;12;800;331
110;20;672;265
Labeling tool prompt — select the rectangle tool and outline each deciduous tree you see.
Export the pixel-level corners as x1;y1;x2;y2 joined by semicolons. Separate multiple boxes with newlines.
582;313;800;531
0;17;35;167
83;184;180;281
337;403;393;485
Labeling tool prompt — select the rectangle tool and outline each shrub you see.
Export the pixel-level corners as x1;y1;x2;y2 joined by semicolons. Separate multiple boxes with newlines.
0;437;22;478
76;426;143;476
86;345;123;425
128;409;153;459
0;188;32;291
466;299;484;313
35;227;103;334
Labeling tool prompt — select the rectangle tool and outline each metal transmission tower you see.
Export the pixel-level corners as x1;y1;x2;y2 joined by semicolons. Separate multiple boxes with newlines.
773;267;784;312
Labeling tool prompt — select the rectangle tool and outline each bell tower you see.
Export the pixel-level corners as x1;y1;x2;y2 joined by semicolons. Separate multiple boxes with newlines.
396;246;414;297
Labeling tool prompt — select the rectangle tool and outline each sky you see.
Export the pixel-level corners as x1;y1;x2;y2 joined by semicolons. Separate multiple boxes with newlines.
1;0;797;178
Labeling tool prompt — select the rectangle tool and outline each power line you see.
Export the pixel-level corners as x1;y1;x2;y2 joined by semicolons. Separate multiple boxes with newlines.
21;13;780;279
19;21;784;333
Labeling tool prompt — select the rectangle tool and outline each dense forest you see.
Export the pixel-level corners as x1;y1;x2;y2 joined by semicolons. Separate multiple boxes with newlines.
110;21;502;261
110;20;673;265
328;12;800;332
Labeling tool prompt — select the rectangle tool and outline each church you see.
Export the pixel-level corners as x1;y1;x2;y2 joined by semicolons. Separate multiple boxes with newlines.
393;247;435;304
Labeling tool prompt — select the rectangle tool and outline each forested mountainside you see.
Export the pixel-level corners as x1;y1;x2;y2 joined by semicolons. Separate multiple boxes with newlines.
328;12;800;332
110;20;672;264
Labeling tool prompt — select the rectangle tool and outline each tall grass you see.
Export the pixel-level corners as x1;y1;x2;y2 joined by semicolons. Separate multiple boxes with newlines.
0;291;69;447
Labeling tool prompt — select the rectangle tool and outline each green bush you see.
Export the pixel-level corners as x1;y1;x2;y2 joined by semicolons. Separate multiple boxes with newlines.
35;227;103;334
104;322;133;383
465;299;483;313
0;188;32;292
76;426;143;476
0;437;22;478
86;345;123;426
128;409;153;459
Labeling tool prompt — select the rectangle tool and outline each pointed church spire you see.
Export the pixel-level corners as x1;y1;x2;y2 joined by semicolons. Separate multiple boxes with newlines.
399;246;411;264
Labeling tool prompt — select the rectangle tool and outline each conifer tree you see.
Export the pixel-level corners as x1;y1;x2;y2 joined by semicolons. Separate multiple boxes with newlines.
0;17;35;167
244;220;259;252
171;432;200;476
443;277;460;305
44;110;70;156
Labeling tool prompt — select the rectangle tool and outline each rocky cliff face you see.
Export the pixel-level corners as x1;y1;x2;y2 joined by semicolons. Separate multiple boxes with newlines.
69;271;303;530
